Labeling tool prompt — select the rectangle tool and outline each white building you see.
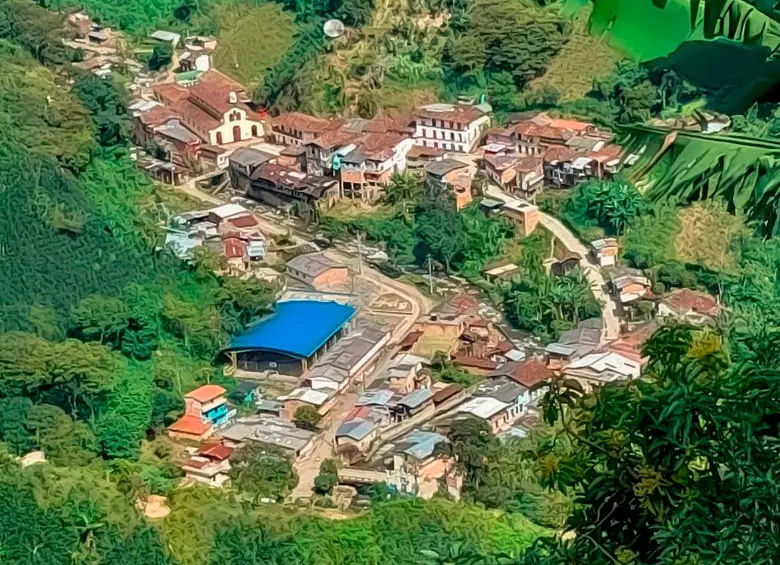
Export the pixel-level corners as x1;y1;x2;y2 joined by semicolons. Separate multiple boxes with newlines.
413;103;491;153
153;70;265;147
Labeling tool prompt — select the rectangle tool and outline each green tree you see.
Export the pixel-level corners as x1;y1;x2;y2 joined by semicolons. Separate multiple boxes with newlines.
70;295;130;347
72;74;131;147
293;404;322;431
148;42;173;71
530;324;780;565
313;458;339;495
229;445;298;501
562;179;647;236
0;333;123;415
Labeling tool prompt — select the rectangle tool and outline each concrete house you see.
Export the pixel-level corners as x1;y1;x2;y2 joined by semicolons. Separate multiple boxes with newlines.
413;103;491;153
286;252;350;290
153;70;264;146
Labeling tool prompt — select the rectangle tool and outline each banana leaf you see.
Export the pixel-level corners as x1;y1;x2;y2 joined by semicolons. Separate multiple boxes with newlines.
618;125;780;236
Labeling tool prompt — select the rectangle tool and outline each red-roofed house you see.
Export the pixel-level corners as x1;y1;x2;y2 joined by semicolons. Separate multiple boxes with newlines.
133;103;181;147
483;154;544;198
222;235;249;272
488;358;552;404
340;132;416;201
658;288;722;325
272;112;331;146
169;385;234;442
413;103;491;153
182;442;233;487
153;70;264;146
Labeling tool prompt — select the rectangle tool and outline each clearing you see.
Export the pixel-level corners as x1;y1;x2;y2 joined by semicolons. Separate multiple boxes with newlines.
529;5;624;101
211;0;297;89
675;202;746;272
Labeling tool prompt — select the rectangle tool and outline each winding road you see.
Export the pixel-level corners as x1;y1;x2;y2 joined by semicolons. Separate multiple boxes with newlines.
537;212;620;341
483;184;620;341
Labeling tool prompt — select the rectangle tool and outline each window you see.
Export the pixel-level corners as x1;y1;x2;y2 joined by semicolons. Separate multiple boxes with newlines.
251;125;258;137
216;132;223;144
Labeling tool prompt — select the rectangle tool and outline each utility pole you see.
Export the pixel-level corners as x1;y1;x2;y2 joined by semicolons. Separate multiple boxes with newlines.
357;232;364;276
427;253;434;295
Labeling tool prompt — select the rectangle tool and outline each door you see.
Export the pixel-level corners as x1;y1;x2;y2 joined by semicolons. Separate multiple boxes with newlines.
232;125;241;142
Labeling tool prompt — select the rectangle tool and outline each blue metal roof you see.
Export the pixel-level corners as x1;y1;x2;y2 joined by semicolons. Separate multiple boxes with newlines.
226;300;356;358
336;419;375;440
397;430;448;460
397;388;433;409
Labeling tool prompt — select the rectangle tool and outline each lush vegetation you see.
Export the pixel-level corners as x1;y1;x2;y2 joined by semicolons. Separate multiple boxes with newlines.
557;177;780;341
321;174;516;276
500;242;601;340
529;323;780;565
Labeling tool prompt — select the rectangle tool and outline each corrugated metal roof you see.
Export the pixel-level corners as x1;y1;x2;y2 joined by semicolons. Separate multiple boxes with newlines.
396;430;448;460
336;418;375;440
226;300;356;358
397;388;433;409
356;389;395;407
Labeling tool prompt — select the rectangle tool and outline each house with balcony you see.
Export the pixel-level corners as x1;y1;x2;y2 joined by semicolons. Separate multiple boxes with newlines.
272;112;332;146
168;384;235;442
412;103;491;153
339;132;416;201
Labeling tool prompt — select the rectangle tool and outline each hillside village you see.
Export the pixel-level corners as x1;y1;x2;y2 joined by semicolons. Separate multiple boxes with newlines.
56;12;734;501
2;1;779;563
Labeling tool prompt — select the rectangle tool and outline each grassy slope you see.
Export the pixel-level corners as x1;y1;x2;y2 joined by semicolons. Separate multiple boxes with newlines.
675;202;746;272
211;0;297;89
529;5;623;101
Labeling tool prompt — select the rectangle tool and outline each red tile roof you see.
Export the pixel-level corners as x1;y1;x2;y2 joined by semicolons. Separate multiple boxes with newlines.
499;359;553;388
407;145;445;159
224;237;247;259
168;414;211;436
484;153;520;172
355;132;408;161
139;104;180;127
198;442;233;461
344;405;371;422
543;146;579;163
153;82;190;105
663;288;721;316
515;155;543;173
603;341;643;364
589;144;622;163
187;70;248;116
432;384;462;404
273;112;331;134
309;126;362;150
172;97;220;138
548;117;593;132
228;215;259;228
185;384;227;403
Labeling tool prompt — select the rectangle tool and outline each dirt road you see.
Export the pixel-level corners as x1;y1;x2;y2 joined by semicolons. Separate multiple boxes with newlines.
536;211;620;341
483;183;620;341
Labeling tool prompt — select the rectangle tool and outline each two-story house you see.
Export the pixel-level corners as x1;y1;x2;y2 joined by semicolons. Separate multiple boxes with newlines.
168;385;235;441
413;103;491;153
339;132;416;201
272;112;331;146
482;153;544;199
153;70;265;146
